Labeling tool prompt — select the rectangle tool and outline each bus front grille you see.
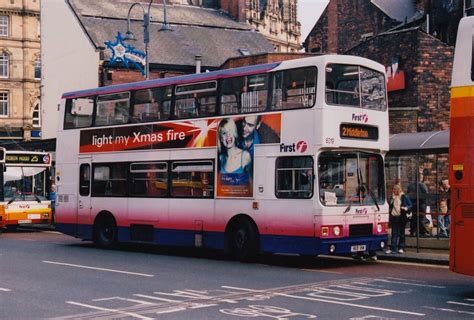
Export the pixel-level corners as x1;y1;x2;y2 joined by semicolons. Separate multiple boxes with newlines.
349;224;372;237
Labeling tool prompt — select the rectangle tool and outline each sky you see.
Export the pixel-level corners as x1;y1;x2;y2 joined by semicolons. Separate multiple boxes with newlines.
298;0;329;41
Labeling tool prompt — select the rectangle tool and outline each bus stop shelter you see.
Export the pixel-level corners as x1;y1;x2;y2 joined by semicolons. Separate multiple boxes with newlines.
386;130;449;250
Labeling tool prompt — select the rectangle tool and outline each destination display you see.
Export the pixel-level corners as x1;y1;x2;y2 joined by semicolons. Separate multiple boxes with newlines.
5;153;51;166
340;123;378;140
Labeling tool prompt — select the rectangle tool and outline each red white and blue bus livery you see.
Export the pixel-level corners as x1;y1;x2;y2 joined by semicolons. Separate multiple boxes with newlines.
55;55;389;260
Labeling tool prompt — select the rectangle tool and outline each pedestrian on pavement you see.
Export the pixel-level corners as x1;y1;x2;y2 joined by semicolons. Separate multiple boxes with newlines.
386;184;413;254
438;179;451;238
407;169;430;237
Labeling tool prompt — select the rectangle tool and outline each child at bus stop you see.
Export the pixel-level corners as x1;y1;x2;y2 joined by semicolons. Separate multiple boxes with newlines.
438;179;451;238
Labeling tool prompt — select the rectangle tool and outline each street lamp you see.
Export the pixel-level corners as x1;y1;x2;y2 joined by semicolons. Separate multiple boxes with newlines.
124;0;172;80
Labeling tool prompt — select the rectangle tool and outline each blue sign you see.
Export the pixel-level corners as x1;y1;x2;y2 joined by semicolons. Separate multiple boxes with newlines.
105;32;146;75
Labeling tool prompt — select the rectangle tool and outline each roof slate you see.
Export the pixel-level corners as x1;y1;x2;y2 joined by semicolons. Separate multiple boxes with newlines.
68;0;274;68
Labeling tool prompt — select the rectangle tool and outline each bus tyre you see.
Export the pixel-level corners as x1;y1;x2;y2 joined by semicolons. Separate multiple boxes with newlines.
6;225;18;232
94;214;117;249
228;219;259;262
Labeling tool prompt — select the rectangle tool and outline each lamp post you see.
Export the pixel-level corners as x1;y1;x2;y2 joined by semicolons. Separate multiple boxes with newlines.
124;0;171;80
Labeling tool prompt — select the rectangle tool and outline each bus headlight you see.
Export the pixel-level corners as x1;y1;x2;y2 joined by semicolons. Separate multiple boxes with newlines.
333;226;341;236
42;213;49;219
329;244;336;253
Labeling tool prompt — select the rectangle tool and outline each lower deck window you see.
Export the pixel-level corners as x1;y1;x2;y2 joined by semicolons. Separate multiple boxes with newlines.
92;163;128;196
275;156;314;198
171;161;214;198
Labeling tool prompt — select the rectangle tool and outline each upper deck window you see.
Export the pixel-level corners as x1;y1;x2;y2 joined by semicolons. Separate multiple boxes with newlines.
133;86;171;123
64;96;94;129
272;67;317;110
220;74;269;115
174;81;217;119
325;64;387;111
96;92;130;126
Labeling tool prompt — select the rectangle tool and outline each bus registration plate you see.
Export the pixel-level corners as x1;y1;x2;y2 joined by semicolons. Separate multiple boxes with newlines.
18;219;32;224
351;245;366;252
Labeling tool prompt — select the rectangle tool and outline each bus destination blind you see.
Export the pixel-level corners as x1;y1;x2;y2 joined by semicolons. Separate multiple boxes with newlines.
340;123;378;140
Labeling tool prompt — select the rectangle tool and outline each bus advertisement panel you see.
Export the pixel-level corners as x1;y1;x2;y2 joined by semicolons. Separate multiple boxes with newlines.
55;55;389;261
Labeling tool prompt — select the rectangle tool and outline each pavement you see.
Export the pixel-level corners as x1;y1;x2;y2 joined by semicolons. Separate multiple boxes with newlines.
9;224;450;266
377;233;449;266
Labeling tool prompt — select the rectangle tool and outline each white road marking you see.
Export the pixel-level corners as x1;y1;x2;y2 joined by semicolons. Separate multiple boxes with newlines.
447;301;474;307
42;261;154;277
222;286;425;316
0;288;11;292
276;292;425;316
133;294;181;303
155;307;187;314
66;301;153;319
376;279;445;288
378;260;449;268
425;306;474;315
92;296;154;305
301;268;343;274
18;238;35;241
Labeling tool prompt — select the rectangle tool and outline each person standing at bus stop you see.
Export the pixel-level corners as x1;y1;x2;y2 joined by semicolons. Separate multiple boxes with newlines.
386;184;413;254
438;179;451;238
407;169;429;237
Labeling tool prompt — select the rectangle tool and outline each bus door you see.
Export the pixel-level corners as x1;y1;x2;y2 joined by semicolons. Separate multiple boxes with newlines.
268;156;315;239
78;158;92;238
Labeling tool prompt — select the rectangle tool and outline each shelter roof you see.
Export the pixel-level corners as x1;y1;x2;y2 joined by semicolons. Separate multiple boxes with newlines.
389;130;449;155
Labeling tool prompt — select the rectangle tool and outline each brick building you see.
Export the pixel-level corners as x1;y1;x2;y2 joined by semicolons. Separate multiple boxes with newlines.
348;27;454;134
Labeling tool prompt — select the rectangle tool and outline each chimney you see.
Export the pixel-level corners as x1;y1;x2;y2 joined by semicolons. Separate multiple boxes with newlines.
221;0;246;22
195;55;202;74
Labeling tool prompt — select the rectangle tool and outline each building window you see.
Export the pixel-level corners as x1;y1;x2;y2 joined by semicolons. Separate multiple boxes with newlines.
32;103;40;127
0;52;9;77
0;92;9;116
34;57;41;79
0;16;8;36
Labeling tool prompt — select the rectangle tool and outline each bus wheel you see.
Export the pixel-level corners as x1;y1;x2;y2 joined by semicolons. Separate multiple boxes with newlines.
6;225;18;232
94;214;117;249
228;219;259;262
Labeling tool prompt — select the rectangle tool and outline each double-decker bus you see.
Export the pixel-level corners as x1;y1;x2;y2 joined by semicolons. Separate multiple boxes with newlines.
55;55;389;260
450;15;474;276
3;150;53;230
